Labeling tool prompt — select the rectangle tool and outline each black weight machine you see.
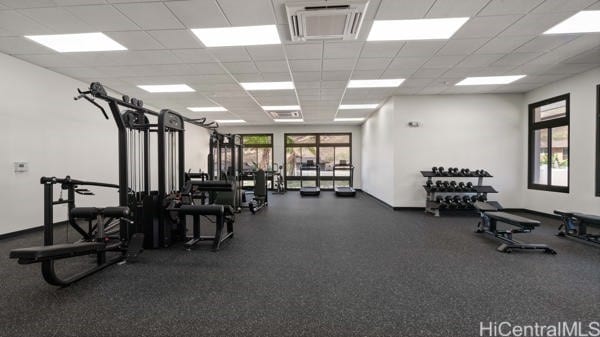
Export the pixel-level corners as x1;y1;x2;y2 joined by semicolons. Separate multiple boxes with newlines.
9;82;221;286
300;160;321;196
333;160;356;197
208;132;243;211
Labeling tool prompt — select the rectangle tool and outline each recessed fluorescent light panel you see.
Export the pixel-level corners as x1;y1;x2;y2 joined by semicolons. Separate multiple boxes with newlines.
544;11;600;34
137;84;195;93
456;75;526;86
273;119;304;123
187;106;227;112
347;79;404;88
367;17;469;41
261;105;300;110
191;25;281;47
25;32;126;52
240;82;294;91
334;118;365;122
216;119;246;124
339;104;378;110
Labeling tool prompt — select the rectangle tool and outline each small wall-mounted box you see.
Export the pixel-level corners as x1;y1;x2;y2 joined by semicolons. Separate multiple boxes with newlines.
14;162;28;173
408;121;421;127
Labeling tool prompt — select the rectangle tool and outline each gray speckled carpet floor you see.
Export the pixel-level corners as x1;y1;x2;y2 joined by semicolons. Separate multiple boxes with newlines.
1;192;599;337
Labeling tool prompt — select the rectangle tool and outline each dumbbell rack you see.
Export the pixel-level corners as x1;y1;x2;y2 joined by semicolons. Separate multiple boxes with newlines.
421;169;497;217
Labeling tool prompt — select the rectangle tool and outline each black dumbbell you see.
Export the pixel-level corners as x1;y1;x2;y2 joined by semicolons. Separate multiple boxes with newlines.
477;195;487;202
439;166;448;176
435;181;443;189
470;195;478;203
122;95;130;103
466;182;474;191
460;168;470;176
432;166;439;175
457;182;466;191
480;169;489;177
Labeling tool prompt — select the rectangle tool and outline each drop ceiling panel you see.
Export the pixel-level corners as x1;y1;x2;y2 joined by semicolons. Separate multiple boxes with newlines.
0;36;53;55
530;0;598;13
514;35;578;53
289;59;321;72
64;5;140;31
16;53;82;68
0;10;54;35
231;73;264;82
437;38;490;55
411;67;449;78
455;53;504;67
478;0;544;16
321;81;348;88
261;72;292;81
188;63;226;75
499;12;575;37
563;48;600;64
171;49;215;63
322;70;352;81
55;0;108;5
426;0;490;17
423;55;465;68
453;15;522;39
375;0;436;19
109;50;182;66
475;36;533;54
323;58;356;71
106;31;164;50
209;47;252;62
255;60;289;73
222;61;259;74
164;0;229;28
217;0;276;26
285;42;323;59
114;2;184;30
292;71;321;82
396;41;446;57
336;110;372;118
247;45;285;61
323;41;363;59
355;58;392;70
360;42;404;58
0;0;56;8
148;30;201;49
351;70;385;79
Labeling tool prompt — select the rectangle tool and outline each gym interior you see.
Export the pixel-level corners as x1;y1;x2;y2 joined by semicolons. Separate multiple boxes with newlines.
1;0;599;336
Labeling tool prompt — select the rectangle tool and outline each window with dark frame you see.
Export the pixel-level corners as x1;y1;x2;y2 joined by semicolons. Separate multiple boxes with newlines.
284;133;352;190
528;94;570;193
596;84;600;197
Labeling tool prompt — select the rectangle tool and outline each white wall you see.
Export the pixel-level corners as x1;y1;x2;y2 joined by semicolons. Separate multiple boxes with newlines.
361;98;396;205
362;94;525;208
0;52;210;235
522;67;600;214
219;124;362;188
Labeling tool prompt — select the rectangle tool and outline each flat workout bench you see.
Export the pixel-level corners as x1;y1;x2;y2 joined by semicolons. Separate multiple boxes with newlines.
554;210;600;245
475;202;556;254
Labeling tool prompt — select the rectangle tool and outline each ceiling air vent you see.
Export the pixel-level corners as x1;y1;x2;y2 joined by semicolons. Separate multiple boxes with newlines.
268;110;301;119
286;1;369;42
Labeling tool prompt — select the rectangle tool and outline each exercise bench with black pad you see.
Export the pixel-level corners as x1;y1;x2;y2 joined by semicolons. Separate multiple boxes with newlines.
168;204;234;251
554;210;600;245
10;206;143;286
474;201;557;254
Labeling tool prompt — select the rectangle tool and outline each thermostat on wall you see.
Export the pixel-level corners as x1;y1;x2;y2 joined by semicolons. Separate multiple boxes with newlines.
14;162;28;173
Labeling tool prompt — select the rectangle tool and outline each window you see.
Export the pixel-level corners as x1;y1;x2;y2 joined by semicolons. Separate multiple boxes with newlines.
284;133;352;190
241;134;274;188
596;85;600;196
528;94;570;193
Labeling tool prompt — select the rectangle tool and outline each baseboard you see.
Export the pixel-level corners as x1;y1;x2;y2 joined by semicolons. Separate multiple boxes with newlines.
393;207;425;211
0;225;44;240
359;190;394;209
0;221;69;240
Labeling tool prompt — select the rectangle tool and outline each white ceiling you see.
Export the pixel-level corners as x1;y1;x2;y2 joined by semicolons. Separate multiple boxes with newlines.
0;0;599;124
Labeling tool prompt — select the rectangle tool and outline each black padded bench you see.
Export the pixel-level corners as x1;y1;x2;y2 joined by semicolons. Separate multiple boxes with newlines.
474;202;556;254
10;242;105;264
554;210;600;245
